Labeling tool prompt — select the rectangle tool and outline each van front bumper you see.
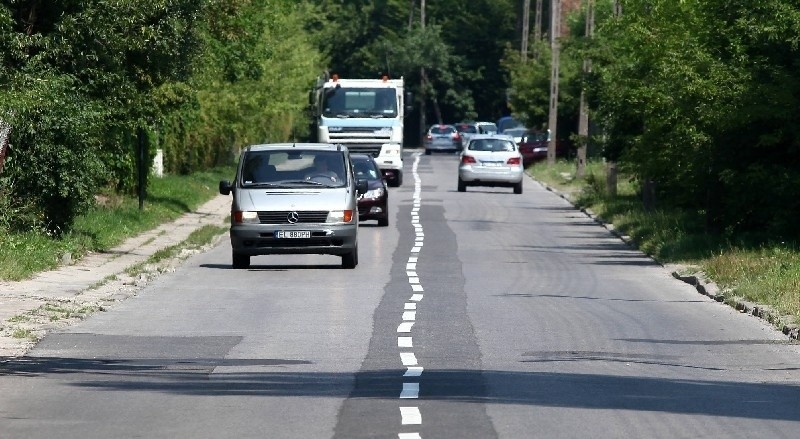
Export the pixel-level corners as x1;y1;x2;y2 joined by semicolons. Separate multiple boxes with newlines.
230;223;357;256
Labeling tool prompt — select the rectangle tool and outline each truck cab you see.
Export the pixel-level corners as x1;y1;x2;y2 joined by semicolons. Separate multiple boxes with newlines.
311;75;411;187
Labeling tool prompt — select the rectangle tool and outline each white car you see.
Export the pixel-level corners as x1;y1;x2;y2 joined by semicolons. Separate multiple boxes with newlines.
457;134;524;194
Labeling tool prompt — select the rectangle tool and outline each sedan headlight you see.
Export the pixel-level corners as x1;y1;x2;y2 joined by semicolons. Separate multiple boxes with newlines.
327;210;354;224
363;187;385;200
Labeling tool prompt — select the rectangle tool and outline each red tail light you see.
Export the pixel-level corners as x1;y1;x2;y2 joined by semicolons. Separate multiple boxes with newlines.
507;157;521;165
461;155;476;164
425;134;432;141
452;132;461;141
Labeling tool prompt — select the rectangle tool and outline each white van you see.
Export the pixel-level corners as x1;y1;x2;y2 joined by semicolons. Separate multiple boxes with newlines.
219;143;368;269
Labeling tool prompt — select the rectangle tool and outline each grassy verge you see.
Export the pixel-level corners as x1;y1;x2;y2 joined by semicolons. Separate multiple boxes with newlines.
0;166;235;281
527;159;800;325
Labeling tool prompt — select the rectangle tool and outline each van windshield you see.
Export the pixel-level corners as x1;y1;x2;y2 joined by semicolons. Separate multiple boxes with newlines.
241;150;347;188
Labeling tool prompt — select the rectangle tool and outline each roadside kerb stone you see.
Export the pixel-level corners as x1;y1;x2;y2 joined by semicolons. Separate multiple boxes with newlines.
529;174;799;340
0;194;231;358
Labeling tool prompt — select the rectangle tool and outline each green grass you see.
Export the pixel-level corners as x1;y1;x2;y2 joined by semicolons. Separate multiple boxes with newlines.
0;166;235;281
529;159;800;324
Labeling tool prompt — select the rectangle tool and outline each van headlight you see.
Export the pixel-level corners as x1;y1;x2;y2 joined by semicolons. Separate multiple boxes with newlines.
327;210;354;223
234;211;260;224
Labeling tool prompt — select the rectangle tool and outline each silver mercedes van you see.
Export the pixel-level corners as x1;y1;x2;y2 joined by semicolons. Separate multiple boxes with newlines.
219;143;368;269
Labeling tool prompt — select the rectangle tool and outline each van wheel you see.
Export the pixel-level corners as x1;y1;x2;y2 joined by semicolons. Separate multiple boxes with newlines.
342;246;358;269
395;170;403;187
513;182;523;194
232;253;250;269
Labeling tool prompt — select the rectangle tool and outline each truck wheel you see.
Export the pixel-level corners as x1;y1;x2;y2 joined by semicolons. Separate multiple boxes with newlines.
393;170;403;187
232;253;250;269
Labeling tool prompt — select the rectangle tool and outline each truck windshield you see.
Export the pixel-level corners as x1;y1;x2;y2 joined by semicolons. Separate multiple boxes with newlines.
322;87;398;118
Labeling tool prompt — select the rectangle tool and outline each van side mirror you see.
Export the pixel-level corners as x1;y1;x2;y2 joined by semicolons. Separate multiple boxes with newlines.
219;180;233;195
355;178;368;195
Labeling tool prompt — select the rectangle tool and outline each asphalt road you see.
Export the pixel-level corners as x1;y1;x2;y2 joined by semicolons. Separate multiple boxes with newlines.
1;151;800;438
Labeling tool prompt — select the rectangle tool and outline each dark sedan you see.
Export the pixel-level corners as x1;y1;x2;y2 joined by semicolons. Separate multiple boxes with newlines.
351;154;389;227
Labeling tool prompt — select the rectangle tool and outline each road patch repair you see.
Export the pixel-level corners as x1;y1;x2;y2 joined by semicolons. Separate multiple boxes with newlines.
0;194;231;358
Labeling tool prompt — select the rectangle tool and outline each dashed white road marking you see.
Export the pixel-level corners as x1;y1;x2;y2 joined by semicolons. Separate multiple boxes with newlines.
398;336;413;348
404;366;424;377
400;407;422;425
398;322;415;333
400;352;418;366
400;383;420;399
402;311;416;321
411;285;424;292
399;433;422;439
405;303;417;310
410;294;423;301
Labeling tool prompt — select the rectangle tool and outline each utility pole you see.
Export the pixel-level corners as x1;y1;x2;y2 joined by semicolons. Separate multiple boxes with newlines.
546;0;561;166
534;0;543;60
419;0;427;145
606;0;621;197
522;0;531;61
576;0;594;178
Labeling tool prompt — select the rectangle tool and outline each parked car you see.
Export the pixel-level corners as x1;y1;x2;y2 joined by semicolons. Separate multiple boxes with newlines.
424;124;461;154
457;134;524;194
219;143;368;269
351;153;389;227
517;130;574;166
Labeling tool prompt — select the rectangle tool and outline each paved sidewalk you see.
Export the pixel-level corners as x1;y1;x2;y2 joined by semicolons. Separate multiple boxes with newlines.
0;194;231;357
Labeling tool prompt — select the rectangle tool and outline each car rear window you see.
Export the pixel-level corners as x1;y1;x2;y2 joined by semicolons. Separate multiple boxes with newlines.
468;139;516;152
455;124;478;133
430;125;455;134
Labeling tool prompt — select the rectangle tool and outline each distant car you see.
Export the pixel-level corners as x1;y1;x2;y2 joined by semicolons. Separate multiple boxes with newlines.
424;124;461;155
457;134;524;194
454;122;480;148
517;130;573;166
476;121;499;135
497;116;523;133
502;127;528;144
351;154;389;227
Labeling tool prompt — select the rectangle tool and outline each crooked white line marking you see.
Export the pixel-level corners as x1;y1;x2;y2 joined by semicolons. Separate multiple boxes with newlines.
399;433;422;439
398;322;415;333
398;336;413;348
404;366;424;377
411;284;424;292
402;311;416;321
400;407;422;425
410;294;423;301
400;383;420;399
405;303;417;310
406;263;417;270
400;352;418;366
408;256;418;263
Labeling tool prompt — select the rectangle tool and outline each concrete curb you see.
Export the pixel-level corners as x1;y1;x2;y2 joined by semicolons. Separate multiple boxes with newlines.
529;174;799;340
0;194;231;358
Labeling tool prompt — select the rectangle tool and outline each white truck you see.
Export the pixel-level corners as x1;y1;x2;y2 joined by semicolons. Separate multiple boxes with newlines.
310;74;411;187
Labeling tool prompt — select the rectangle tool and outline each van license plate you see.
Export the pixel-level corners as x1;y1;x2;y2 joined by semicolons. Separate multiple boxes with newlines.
275;230;311;239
